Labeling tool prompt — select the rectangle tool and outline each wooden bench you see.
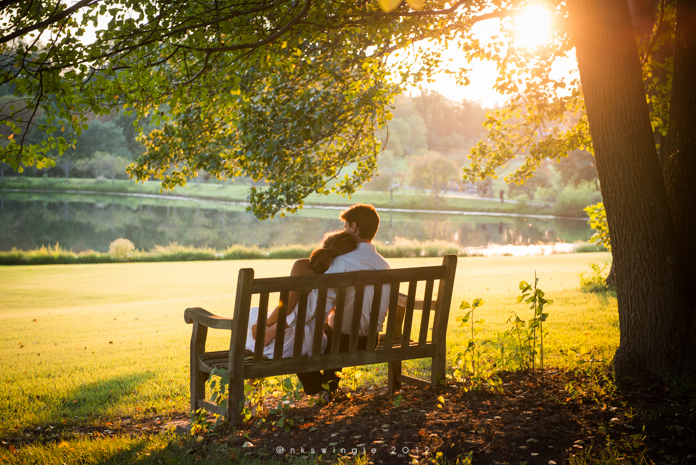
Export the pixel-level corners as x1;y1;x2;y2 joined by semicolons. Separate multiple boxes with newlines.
184;254;457;425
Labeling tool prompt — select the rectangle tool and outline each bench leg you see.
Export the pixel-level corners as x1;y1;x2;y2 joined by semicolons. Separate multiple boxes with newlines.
190;323;209;412
431;355;445;387
228;375;245;427
191;370;210;412
388;361;401;393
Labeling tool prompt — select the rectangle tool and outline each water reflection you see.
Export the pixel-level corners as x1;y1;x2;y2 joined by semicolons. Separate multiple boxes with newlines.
0;193;591;252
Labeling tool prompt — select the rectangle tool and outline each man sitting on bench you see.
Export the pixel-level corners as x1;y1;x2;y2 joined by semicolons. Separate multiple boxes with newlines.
297;203;391;401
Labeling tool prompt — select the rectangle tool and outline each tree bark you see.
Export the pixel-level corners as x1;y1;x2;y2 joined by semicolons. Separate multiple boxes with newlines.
664;0;696;309
662;0;696;368
569;0;692;380
606;261;616;288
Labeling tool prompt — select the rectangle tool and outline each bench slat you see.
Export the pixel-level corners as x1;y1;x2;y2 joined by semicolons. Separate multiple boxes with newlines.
245;342;436;379
312;288;328;356
252;266;446;293
253;293;270;362
418;279;434;347
366;284;383;351
401;281;417;348
383;282;401;350
228;268;255;427
348;285;365;352
293;290;309;359
431;255;457;384
330;288;346;354
273;291;289;360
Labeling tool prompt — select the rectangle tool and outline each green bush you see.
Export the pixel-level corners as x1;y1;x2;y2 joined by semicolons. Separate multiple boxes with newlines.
3;239;603;266
553;184;602;218
377;240;461;258
575;243;608;253
0;244;108;265
108;238;136;261
579;262;610;293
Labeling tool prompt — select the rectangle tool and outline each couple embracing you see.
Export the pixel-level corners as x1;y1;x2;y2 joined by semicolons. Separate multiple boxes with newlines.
244;203;391;401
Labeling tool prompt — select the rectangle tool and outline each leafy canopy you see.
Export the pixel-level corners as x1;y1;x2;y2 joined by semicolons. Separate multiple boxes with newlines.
2;0;669;218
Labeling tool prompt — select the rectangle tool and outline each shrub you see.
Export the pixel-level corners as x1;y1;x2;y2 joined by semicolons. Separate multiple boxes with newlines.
108;238;135;261
376;239;461;258
575;243;608;253
553;184;602;217
149;242;217;261
579;262;610;293
584;202;611;250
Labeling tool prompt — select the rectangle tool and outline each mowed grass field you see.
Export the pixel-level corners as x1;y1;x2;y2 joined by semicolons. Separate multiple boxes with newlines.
1;177;544;214
0;253;616;441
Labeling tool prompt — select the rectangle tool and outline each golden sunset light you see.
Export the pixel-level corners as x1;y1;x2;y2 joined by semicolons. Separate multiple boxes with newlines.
513;5;553;49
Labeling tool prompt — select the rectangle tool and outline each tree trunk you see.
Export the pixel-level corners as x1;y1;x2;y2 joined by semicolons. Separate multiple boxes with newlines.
606;261;616;288
664;0;696;309
569;0;692;380
662;0;696;367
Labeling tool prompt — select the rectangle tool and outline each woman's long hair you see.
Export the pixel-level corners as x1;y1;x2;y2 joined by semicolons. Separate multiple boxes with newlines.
308;231;356;274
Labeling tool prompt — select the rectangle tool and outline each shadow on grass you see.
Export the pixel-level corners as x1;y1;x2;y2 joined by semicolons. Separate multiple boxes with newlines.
97;436;245;465
1;434;259;465
58;372;155;418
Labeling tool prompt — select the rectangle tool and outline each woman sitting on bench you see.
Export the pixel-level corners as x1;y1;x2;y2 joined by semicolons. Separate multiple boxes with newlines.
246;231;356;358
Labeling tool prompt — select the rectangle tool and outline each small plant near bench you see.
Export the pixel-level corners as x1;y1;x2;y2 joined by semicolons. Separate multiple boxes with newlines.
450;275;553;391
579;261;612;293
516;274;552;370
202;369;306;431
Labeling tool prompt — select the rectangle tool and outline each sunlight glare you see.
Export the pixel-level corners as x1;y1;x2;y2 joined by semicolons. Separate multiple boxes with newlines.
514;6;552;48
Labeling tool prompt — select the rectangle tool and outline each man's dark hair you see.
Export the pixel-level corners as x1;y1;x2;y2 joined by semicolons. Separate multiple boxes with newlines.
340;203;380;241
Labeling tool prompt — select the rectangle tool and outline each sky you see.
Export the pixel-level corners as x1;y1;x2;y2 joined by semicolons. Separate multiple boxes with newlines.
404;6;578;109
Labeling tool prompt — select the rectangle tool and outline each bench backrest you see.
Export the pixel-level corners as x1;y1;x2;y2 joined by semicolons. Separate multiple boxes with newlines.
228;255;457;380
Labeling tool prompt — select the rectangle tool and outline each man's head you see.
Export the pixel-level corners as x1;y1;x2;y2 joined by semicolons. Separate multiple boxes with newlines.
340;203;380;243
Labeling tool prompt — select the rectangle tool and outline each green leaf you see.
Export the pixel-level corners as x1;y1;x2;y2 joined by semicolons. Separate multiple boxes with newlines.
456;311;471;326
459;301;471;310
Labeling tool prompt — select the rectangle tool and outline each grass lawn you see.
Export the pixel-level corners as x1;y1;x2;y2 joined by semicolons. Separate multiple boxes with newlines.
0;177;552;215
0;253;616;463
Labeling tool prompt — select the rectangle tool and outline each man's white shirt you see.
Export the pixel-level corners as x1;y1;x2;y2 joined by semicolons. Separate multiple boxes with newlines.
286;242;391;356
323;242;391;337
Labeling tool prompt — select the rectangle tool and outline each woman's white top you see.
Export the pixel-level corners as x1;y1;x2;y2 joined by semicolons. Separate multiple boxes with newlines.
244;299;327;359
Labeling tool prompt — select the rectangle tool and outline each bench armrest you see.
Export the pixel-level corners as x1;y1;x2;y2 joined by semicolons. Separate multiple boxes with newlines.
184;307;233;330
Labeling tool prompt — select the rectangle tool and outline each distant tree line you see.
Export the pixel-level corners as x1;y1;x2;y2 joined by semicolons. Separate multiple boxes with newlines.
366;90;600;215
0;82;156;184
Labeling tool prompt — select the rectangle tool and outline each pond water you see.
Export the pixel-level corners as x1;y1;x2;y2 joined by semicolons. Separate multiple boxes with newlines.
0;192;592;252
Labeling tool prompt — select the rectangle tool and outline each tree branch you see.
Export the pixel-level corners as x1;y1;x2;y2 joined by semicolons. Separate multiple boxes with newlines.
188;0;312;52
0;0;98;45
0;0;23;11
640;0;666;66
384;0;469;17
